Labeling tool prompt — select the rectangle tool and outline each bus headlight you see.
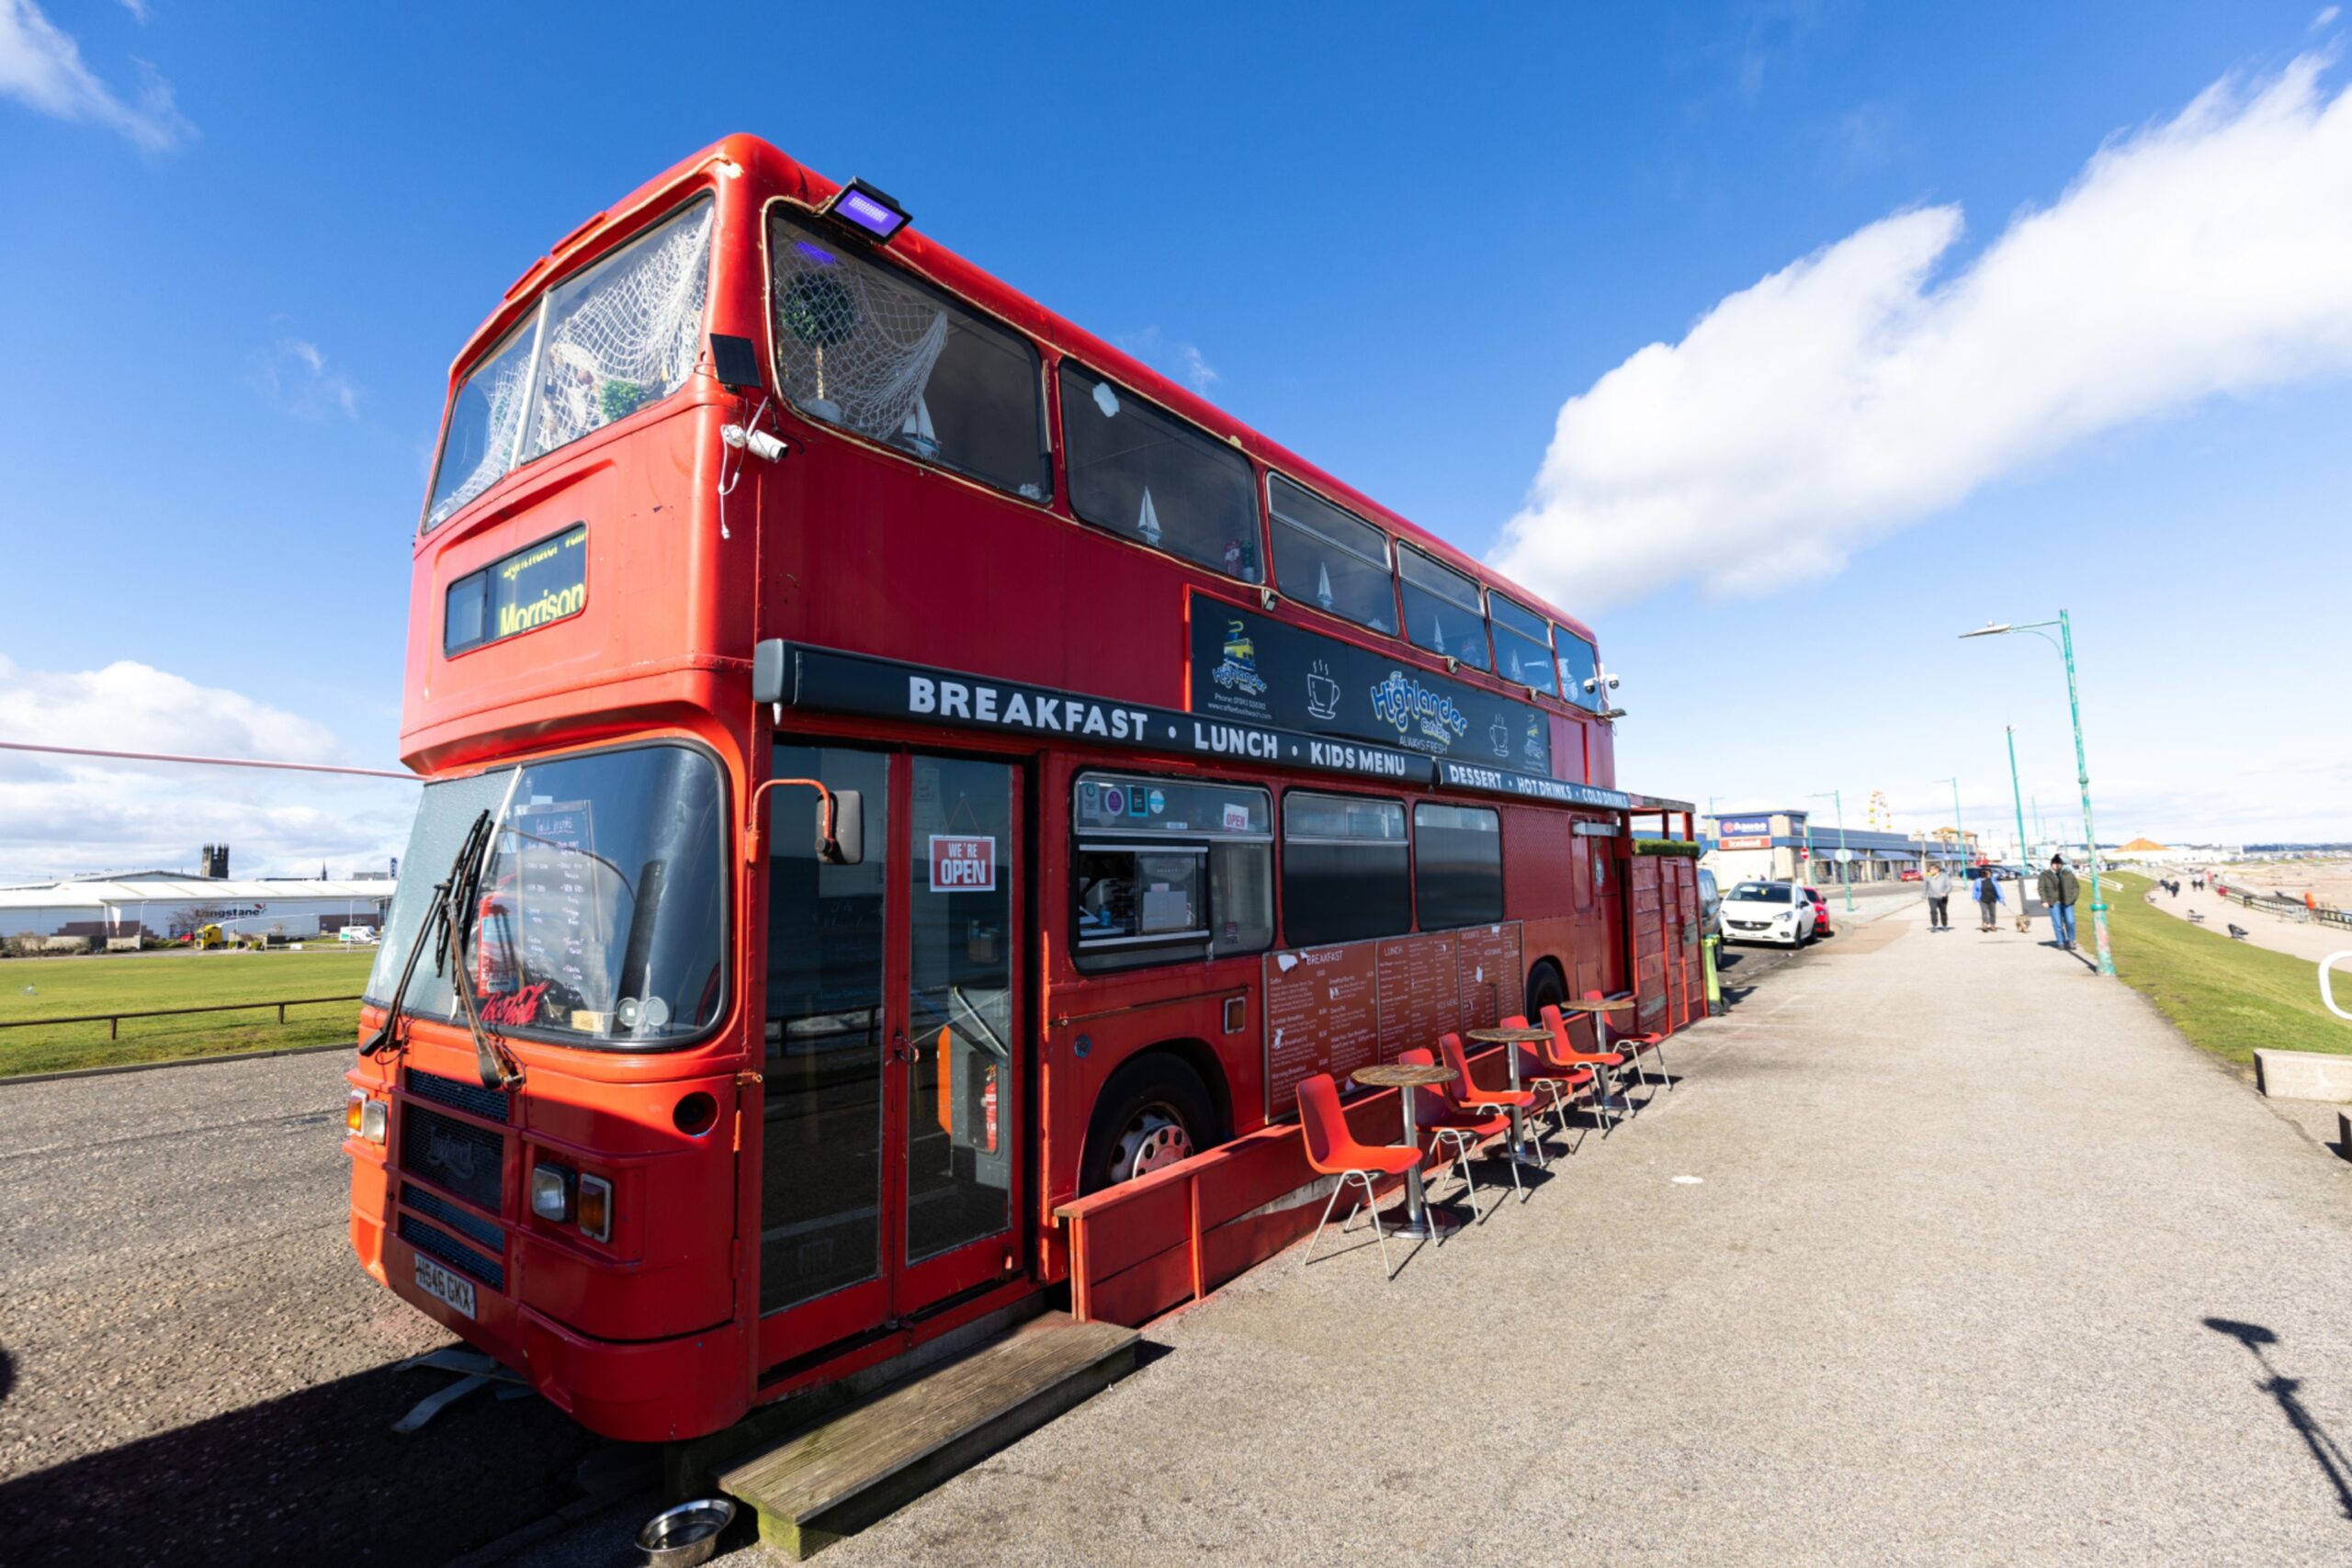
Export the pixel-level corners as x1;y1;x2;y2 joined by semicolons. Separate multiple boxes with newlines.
347;1091;387;1145
530;1163;576;1223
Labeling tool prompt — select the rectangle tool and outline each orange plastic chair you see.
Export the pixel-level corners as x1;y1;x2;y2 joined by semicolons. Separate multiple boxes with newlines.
1438;1032;1542;1198
1587;987;1671;1100
1539;1002;1627;1135
1497;1012;1593;1155
1399;1046;1513;1220
1295;1072;1421;1278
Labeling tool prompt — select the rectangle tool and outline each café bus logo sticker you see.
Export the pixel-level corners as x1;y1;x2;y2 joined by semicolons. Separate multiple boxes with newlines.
928;835;997;893
1369;670;1468;750
1211;619;1268;698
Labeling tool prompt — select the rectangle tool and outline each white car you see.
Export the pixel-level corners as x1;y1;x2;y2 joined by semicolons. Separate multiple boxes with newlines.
1719;880;1817;947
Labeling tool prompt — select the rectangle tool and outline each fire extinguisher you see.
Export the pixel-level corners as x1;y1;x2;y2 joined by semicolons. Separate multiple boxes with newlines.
982;1065;999;1154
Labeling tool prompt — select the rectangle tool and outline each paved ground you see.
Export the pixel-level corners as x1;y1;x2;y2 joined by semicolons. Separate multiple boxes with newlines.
2146;881;2351;966
0;1052;625;1566
739;893;2352;1566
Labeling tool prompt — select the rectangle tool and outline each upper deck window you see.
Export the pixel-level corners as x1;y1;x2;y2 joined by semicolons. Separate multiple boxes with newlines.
1397;546;1490;672
424;197;715;531
768;209;1050;500
1555;625;1600;708
1059;365;1261;583
1489;594;1559;695
1268;476;1395;633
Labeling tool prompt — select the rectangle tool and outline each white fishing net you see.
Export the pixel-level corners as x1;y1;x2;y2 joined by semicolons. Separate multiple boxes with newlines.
771;238;949;443
428;333;533;526
522;201;715;461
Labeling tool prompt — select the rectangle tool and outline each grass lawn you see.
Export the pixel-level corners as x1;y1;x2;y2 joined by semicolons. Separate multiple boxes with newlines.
0;947;378;1077
2101;871;2348;1066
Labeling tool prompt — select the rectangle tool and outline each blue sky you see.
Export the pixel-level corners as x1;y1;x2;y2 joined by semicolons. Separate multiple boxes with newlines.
1;0;2346;877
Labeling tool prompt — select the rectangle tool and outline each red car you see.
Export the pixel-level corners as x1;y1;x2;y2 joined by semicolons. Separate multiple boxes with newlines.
1898;867;1922;882
1802;886;1835;937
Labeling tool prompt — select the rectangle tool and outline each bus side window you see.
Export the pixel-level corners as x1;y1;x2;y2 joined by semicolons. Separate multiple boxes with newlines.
1059;364;1261;583
1281;792;1408;946
1572;828;1593;910
1591;837;1612;896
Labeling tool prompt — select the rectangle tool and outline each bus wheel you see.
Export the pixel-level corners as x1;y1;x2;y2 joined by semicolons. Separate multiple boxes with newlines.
1081;1055;1216;1192
1525;962;1566;1021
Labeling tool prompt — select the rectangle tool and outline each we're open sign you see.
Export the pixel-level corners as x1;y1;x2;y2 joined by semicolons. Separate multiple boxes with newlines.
928;835;997;893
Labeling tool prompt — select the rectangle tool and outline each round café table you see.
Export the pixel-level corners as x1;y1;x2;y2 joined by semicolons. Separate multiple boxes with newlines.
1464;1026;1557;1163
1350;1062;1458;1240
1555;998;1637;1118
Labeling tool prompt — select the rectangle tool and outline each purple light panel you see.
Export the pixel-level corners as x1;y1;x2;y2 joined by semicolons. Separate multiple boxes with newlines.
835;189;906;240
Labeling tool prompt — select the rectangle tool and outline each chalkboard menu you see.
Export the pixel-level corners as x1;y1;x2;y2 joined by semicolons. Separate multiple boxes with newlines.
505;799;612;1023
1263;921;1523;1119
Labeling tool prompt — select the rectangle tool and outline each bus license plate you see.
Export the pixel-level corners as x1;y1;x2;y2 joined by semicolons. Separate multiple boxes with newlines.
413;1254;477;1319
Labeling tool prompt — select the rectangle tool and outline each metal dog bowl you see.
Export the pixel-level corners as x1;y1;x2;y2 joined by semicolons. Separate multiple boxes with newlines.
635;1497;736;1568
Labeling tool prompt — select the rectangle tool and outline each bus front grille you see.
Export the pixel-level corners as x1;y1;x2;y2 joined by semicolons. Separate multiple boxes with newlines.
400;1104;505;1214
405;1066;513;1124
399;1213;506;1292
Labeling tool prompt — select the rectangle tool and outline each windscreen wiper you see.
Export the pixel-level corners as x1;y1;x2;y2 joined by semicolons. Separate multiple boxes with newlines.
359;808;523;1091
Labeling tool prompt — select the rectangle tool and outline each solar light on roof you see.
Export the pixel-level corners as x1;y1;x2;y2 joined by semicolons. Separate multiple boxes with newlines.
823;177;910;243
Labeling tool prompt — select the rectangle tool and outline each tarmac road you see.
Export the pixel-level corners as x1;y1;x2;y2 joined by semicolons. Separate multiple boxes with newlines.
0;1051;617;1567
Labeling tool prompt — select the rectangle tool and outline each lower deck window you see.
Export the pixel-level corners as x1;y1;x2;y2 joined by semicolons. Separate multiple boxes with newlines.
1073;773;1272;973
1282;792;1408;947
1413;803;1503;928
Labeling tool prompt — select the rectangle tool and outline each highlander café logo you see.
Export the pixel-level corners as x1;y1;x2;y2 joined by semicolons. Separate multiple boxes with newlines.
1370;670;1467;750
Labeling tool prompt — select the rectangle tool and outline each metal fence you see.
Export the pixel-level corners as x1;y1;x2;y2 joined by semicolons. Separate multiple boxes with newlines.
0;995;362;1041
2214;886;2351;931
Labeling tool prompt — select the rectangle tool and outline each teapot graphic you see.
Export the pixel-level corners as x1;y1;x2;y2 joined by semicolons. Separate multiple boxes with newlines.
1306;660;1340;720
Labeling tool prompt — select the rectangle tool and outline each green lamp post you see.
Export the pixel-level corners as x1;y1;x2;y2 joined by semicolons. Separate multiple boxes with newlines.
1961;613;2112;976
1806;790;1853;910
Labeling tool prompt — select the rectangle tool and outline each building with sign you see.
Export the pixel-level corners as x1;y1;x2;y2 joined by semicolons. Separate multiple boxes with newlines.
0;872;397;946
1700;812;1980;886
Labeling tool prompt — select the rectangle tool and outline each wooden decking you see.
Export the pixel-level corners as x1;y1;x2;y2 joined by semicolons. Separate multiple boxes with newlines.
717;1313;1138;1559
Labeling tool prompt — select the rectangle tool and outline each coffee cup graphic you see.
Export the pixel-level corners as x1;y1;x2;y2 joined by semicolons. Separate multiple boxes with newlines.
1306;664;1340;719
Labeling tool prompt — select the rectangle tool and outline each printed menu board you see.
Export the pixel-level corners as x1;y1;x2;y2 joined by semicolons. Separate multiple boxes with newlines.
1264;921;1521;1119
1375;934;1459;1061
505;799;611;1019
1453;924;1523;1034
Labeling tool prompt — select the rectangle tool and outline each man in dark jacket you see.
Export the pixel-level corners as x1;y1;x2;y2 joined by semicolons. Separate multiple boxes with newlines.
2038;855;2081;949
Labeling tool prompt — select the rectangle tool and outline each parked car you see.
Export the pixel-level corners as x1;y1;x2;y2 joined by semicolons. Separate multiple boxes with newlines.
1899;867;1922;882
1719;880;1817;947
1697;867;1723;940
1802;886;1834;937
336;926;379;945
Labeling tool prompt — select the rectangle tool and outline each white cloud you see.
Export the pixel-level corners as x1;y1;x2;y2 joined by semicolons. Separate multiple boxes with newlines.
0;0;190;150
0;657;414;881
2316;7;2341;33
1493;51;2352;610
117;0;149;23
1115;326;1221;395
254;337;361;420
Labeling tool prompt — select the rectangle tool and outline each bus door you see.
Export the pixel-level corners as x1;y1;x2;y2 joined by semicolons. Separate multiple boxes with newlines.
757;746;1024;1371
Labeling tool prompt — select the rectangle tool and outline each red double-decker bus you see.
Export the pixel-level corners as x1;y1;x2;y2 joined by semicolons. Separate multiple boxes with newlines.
346;135;1698;1442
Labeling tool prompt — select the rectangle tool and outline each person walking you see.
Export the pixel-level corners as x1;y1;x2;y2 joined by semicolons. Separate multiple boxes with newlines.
2038;853;2081;949
1924;864;1953;931
1974;866;2003;932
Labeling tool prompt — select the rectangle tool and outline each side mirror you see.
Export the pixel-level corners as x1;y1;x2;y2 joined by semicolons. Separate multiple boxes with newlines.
822;790;864;866
752;639;790;705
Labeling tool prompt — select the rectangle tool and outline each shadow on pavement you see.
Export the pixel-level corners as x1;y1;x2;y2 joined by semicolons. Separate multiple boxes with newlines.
0;1351;602;1566
2203;1316;2352;1523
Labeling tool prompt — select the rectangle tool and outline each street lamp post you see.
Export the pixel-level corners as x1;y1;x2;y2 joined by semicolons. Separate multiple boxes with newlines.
2004;726;2033;931
1961;612;2112;976
1806;789;1853;910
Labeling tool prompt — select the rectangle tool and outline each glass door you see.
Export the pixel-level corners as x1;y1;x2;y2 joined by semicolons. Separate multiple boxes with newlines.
757;748;1023;1373
898;754;1023;1306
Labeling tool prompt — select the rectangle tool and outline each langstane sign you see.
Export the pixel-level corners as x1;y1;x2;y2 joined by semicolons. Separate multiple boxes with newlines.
1191;600;1554;775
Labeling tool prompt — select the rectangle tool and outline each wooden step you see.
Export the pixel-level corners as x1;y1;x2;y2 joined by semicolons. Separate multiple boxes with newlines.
717;1313;1139;1559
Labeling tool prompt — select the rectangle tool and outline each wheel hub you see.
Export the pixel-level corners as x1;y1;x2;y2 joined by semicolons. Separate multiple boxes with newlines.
1115;1111;1193;1180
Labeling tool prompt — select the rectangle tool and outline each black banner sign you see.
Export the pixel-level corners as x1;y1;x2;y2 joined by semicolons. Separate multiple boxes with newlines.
1434;758;1632;810
1189;602;1554;775
763;642;1438;787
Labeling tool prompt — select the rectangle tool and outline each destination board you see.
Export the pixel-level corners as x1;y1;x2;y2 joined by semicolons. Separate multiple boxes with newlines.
1263;920;1521;1119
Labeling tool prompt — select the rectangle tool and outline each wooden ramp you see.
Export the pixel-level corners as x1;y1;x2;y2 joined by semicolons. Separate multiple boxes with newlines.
717;1313;1138;1559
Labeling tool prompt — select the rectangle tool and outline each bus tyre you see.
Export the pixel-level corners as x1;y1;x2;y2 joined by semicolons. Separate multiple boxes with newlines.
1081;1055;1216;1193
1525;963;1566;1022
